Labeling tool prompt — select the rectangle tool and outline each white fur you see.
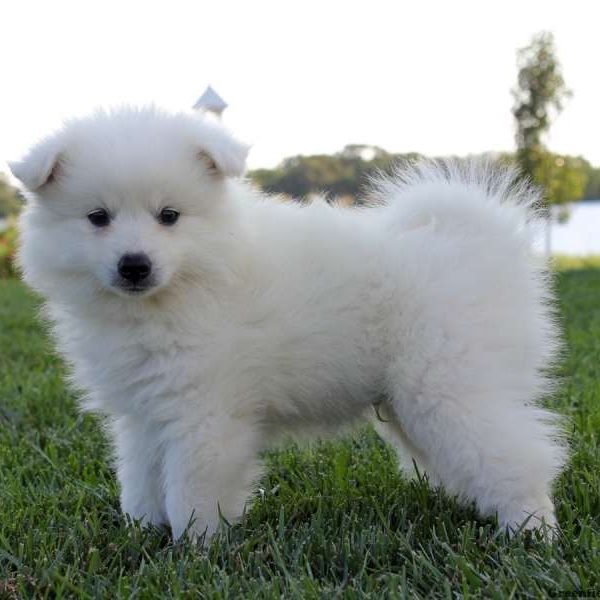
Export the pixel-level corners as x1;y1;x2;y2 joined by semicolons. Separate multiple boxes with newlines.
12;107;567;541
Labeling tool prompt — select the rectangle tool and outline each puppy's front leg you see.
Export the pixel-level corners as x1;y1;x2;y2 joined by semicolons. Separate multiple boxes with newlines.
111;415;168;527
163;415;264;542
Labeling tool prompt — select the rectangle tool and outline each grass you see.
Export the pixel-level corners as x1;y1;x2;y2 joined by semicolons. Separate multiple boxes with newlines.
552;254;600;271
0;268;599;599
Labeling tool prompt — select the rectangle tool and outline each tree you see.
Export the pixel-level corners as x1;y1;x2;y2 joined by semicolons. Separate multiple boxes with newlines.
513;33;570;154
512;32;583;253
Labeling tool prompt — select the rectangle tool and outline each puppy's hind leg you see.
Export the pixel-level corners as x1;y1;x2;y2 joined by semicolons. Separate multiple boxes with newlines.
385;357;566;535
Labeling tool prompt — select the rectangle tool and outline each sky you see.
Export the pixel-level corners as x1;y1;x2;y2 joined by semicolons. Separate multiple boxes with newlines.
1;0;599;177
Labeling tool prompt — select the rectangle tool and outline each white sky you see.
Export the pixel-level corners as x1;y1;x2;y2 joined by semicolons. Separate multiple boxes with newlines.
1;0;599;177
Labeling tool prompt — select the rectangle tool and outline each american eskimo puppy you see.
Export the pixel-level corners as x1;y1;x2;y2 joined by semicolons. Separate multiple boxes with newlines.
10;107;566;542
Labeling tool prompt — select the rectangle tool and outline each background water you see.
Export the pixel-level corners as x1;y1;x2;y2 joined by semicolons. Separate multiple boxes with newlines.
534;201;600;255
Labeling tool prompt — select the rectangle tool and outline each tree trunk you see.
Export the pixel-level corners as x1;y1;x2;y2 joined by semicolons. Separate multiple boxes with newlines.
544;210;552;258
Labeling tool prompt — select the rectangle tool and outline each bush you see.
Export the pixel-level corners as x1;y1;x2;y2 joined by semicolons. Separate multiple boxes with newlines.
0;219;18;278
0;175;23;218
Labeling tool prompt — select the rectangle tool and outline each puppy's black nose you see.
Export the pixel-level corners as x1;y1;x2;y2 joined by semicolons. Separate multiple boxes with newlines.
118;253;152;283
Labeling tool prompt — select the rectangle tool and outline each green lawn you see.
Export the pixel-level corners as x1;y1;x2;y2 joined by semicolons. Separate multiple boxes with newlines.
1;271;599;599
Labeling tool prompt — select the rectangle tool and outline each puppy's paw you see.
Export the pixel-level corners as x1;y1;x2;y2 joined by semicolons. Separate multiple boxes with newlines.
121;497;167;529
498;496;558;541
170;517;218;547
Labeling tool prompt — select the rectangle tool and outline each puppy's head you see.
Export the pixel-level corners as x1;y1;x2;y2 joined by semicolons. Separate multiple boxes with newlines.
10;107;249;303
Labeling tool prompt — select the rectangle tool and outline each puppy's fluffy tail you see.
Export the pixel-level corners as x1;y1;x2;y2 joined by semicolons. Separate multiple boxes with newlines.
370;159;542;251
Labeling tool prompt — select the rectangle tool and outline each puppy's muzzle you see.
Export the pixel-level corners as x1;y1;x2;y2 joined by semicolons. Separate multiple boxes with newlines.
118;253;152;285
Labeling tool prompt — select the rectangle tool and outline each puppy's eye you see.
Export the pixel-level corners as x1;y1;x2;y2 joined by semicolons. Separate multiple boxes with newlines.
158;208;180;226
87;209;111;227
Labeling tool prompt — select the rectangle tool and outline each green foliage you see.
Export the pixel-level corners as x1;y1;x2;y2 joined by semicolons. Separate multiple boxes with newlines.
583;165;600;200
0;174;23;218
1;271;600;597
250;145;421;204
528;151;589;209
0;219;18;278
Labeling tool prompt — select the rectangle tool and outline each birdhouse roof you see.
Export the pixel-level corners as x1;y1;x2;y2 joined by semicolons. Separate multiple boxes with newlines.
193;86;228;112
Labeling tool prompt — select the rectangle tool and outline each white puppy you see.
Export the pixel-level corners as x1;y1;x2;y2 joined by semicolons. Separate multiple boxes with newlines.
10;107;566;541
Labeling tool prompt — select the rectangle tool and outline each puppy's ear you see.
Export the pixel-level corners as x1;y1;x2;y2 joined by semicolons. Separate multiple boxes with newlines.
196;123;249;178
9;136;63;192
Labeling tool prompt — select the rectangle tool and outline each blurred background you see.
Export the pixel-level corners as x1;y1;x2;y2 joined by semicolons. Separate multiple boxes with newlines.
1;0;599;271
